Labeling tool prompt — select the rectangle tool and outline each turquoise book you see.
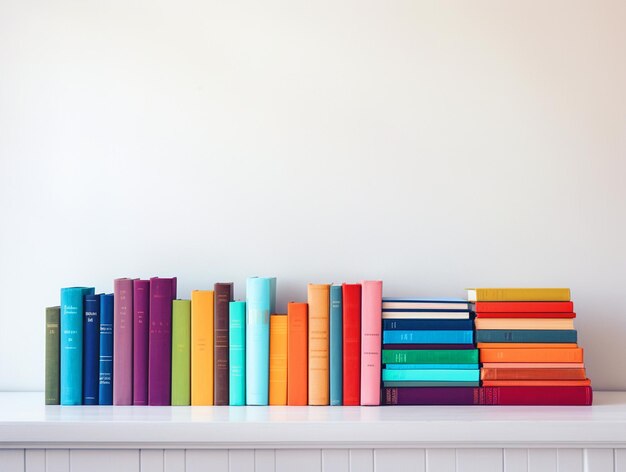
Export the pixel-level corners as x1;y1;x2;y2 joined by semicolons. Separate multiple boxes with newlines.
382;330;473;344
382;369;480;382
329;284;342;406
60;286;95;405
246;277;276;405
229;301;246;406
386;364;480;370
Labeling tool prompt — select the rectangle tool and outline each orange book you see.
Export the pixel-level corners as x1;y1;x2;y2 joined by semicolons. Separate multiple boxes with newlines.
269;314;288;405
482;362;585;368
191;290;214;405
480;348;583;363
308;284;330;405
474;318;574;330
482;379;591;387
477;343;578;349
481;367;587;380
287;302;308;406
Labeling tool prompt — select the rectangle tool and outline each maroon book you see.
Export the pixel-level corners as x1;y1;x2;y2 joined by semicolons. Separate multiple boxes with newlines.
214;282;234;405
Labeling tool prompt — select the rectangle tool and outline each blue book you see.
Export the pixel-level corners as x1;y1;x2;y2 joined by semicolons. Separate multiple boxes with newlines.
385;364;480;370
476;329;577;343
82;294;101;405
246;277;276;405
383;319;473;331
60;286;95;405
229;301;246;406
329;285;342;406
382;330;474;344
382;369;480;382
98;293;114;405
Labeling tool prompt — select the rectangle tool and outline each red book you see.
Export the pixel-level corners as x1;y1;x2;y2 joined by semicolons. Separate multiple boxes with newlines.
474;301;573;313
342;283;361;406
476;312;576;318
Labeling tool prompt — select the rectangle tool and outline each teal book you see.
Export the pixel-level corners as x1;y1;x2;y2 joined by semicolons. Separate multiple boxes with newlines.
329;284;342;406
382;369;480;382
385;364;480;370
60;286;95;405
246;277;276;405
171;300;191;406
476;329;577;343
382;349;478;365
382;330;473;344
229;301;246;406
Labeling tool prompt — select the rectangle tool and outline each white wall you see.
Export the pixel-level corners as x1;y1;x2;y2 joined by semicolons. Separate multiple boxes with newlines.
1;0;625;392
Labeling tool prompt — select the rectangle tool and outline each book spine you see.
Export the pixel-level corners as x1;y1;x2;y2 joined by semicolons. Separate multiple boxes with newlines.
98;294;114;405
383;319;474;330
386;363;479;370
269;314;288;405
308;284;330;405
383;330;474;344
475;329;578;343
383;343;476;350
246;277;276;405
214;283;233;406
191;290;214;405
480;348;584;363
132;280;150;405
475;318;574;330
360;280;382;406
287;302;308;406
60;287;95;405
382;349;479;365
481;367;587;380
475;312;576;319
45;306;61;405
382;369;479;382
113;278;134;405
329;285;343;406
229;301;246;406
471;288;571;302
82;295;101;405
474;301;574;313
148;277;177;405
342;284;361;406
171;299;191;406
383;387;481;405
480;386;592;405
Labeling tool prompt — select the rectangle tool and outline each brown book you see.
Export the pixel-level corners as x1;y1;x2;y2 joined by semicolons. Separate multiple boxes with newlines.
481;367;587;380
214;282;233;405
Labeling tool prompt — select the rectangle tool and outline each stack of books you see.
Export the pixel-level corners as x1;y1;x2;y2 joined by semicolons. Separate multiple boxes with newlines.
380;298;479;404
472;288;592;405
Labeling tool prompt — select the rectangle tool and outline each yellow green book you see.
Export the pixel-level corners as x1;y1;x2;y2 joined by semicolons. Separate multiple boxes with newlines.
466;288;570;302
171;299;191;406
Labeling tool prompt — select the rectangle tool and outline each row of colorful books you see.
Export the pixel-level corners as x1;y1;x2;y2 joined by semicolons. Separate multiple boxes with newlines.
45;277;383;406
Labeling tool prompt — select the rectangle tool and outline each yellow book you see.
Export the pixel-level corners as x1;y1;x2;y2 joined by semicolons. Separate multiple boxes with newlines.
466;288;570;302
475;318;575;330
308;283;330;406
191;290;214;405
269;314;288;405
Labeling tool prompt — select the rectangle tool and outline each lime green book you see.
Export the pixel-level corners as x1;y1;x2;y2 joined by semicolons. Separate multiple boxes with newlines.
171;299;191;406
382;349;478;365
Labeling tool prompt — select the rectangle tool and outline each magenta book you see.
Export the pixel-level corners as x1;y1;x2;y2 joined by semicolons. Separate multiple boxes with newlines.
132;279;150;405
360;280;382;405
113;278;135;405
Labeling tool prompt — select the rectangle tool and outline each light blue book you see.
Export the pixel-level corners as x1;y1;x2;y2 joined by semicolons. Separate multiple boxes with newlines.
329;285;342;406
382;369;480;382
229;301;246;406
98;293;114;405
385;364;480;370
382;330;473;344
60;286;95;405
246;277;276;405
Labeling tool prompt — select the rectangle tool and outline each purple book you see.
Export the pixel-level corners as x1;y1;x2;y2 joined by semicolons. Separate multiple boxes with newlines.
113;278;135;405
133;280;150;405
383;344;475;350
382;387;480;405
148;277;177;406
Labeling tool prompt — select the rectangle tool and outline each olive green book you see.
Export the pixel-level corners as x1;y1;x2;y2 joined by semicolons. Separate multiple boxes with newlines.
45;306;61;405
171;300;191;406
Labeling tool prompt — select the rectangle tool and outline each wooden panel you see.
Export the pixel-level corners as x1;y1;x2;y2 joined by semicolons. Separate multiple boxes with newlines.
456;449;503;472
0;450;24;472
164;450;185;472
557;449;583;472
426;449;456;472
254;449;275;472
26;449;46;472
375;448;425;472
350;449;373;472
229;449;254;472
45;450;69;472
528;448;556;472
615;449;626;472
503;449;527;472
322;449;349;472
276;449;321;472
70;450;140;472
141;449;164;472
186;450;228;472
584;449;614;472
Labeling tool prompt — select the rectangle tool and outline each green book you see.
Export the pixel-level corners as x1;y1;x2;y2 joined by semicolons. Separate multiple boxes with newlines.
383;381;480;387
382;369;479;382
171;300;191;406
45;306;60;405
382;349;478;365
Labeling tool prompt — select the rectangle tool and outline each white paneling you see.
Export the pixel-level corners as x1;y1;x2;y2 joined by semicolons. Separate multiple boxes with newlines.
584;449;614;472
0;450;24;472
375;448;425;472
615;449;626;472
254;450;275;472
164;450;185;472
26;449;45;472
426;449;456;472
229;449;254;472
558;449;583;472
322;449;350;472
504;449;527;472
141;449;164;472
70;450;139;472
350;450;373;472
528;449;556;472
45;450;69;472
276;449;321;472
456;449;503;472
185;450;228;472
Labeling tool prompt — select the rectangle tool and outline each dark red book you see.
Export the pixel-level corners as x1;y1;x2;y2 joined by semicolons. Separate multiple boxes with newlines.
342;283;361;406
383;344;475;350
473;301;574;313
475;312;576;318
214;282;233;406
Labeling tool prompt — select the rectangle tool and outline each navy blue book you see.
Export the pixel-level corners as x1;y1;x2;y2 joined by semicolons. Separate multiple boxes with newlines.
98;293;114;405
329;285;342;406
476;329;577;343
83;294;101;405
383;319;473;331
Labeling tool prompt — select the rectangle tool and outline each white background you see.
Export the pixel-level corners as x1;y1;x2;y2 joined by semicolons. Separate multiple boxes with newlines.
1;0;625;392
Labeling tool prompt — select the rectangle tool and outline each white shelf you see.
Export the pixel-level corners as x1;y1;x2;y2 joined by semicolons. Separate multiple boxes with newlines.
1;391;625;449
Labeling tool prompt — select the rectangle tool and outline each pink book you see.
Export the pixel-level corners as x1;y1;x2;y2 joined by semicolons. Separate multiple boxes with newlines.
113;278;135;405
360;280;382;405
